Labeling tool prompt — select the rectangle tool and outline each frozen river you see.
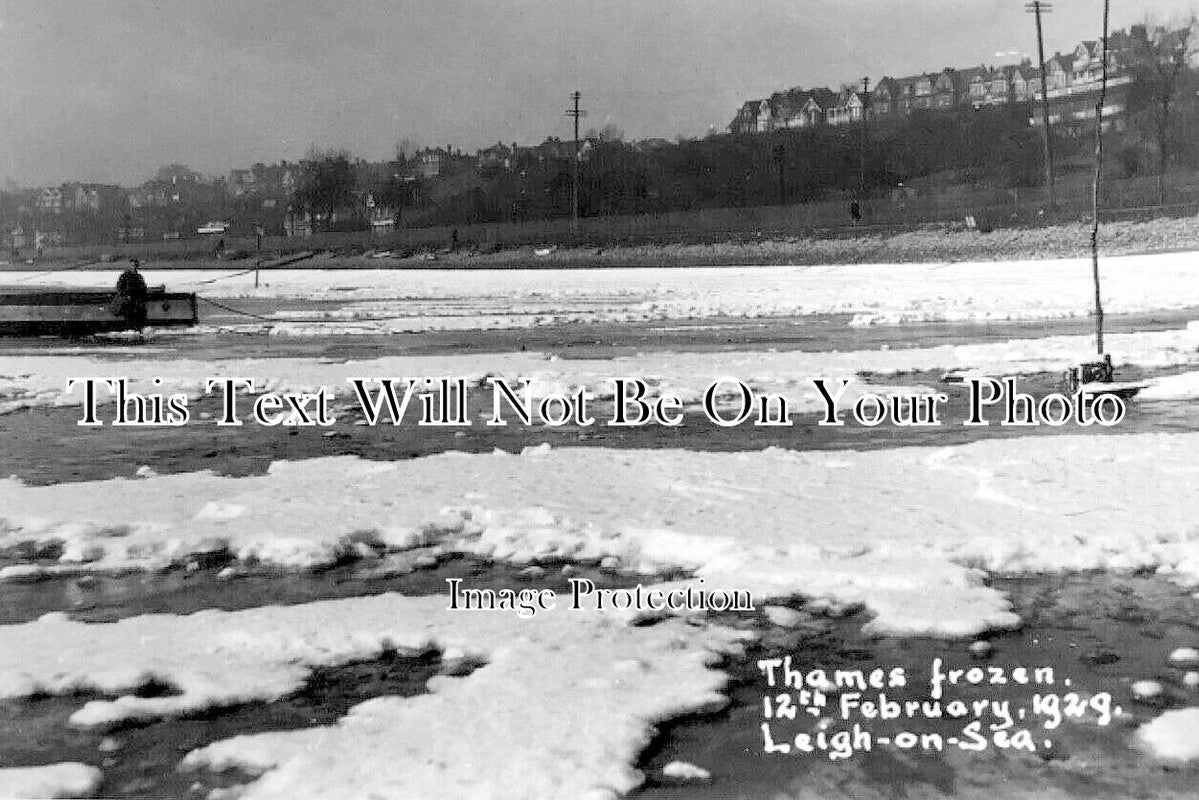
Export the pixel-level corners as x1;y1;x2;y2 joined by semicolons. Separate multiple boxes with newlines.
1;254;1198;799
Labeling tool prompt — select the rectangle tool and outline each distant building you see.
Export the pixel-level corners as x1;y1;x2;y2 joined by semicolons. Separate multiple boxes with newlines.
154;164;203;186
476;142;514;169
728;99;772;134
36;187;63;215
415;148;445;178
284;209;313;237
73;185;101;212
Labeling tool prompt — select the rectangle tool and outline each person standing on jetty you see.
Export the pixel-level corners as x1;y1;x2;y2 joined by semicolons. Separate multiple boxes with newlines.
115;258;148;330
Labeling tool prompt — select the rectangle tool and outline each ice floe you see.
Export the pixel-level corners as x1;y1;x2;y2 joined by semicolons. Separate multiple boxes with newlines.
1138;708;1199;761
0;595;744;800
0;762;101;800
6;436;1199;636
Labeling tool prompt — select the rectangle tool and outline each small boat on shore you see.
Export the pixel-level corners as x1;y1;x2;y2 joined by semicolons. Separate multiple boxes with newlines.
0;285;198;336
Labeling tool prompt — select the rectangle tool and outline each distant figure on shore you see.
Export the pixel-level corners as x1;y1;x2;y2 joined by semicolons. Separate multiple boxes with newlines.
116;258;148;330
850;200;861;224
451;228;459;252
215;238;227;259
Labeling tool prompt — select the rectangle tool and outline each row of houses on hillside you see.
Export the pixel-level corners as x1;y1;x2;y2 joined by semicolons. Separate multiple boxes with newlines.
730;25;1164;135
730;87;864;134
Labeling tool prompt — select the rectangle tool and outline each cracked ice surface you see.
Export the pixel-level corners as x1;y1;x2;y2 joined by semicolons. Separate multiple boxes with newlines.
0;595;744;800
6;436;1199;635
23;250;1199;329
3;322;1199;415
6;436;1199;796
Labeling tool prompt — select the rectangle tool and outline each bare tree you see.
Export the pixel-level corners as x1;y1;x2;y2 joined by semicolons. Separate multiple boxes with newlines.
1127;17;1197;205
295;147;357;227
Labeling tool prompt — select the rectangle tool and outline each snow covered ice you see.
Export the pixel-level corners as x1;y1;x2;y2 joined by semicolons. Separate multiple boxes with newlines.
7;436;1199;794
5;322;1199;417
6;249;1199;798
25;250;1199;332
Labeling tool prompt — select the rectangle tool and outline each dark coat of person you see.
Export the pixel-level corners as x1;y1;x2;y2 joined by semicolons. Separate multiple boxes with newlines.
115;264;148;329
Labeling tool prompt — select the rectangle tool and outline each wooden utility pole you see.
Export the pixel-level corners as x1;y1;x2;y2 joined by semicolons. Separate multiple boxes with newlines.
1026;1;1057;208
773;144;787;204
859;76;871;195
1091;0;1110;356
566;91;586;234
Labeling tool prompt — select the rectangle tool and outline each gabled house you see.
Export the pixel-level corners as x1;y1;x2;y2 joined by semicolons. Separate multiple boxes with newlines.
1045;52;1073;92
987;67;1012;104
889;75;924;115
729;99;766;134
913;74;935;105
967;68;990;107
69;183;118;213
534;137;577;161
767;87;813;128
797;96;824;127
1010;62;1040;102
476;142;514;169
1072;40;1103;85
872;77;897;117
930;69;958;109
793;88;838;127
951;66;985;107
827;87;866;125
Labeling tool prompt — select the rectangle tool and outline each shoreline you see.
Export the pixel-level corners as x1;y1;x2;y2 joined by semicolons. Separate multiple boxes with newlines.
5;213;1199;272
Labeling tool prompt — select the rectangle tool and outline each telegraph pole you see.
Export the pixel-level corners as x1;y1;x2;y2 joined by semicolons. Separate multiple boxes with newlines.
859;76;871;195
1090;0;1111;357
566;91;586;234
1026;1;1056;208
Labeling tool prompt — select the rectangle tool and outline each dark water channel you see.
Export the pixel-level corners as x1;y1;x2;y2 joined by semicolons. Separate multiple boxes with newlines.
0;557;639;798
636;571;1199;800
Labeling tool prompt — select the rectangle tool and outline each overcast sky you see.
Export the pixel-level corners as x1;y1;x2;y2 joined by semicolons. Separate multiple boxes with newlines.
0;0;1194;186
